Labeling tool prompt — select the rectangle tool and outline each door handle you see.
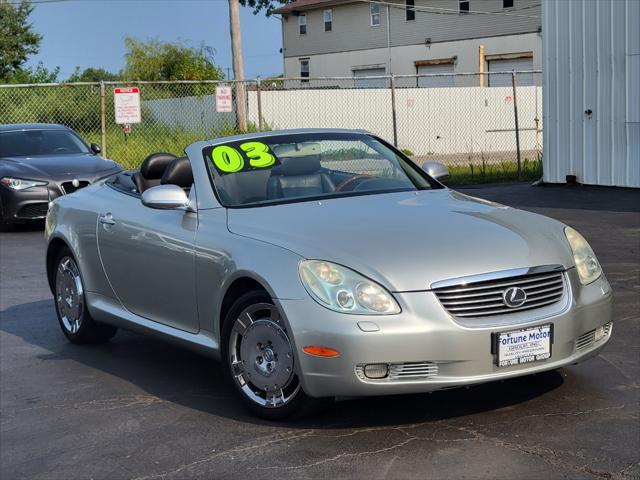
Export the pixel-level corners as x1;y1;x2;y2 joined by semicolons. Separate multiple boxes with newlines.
99;213;116;226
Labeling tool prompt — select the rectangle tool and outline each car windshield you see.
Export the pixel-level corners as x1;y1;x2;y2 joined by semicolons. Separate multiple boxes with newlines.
0;129;90;157
204;132;438;207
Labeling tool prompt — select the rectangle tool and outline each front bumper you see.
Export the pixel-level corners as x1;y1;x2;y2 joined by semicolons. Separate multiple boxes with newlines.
0;184;60;222
278;268;613;398
0;173;115;223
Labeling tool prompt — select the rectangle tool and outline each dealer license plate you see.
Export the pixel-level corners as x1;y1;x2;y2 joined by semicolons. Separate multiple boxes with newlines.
495;324;552;367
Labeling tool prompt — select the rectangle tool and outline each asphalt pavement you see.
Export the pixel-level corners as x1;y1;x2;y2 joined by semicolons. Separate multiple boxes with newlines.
1;182;639;479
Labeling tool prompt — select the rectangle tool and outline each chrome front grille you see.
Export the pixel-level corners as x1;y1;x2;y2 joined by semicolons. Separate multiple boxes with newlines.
355;362;439;382
432;266;566;318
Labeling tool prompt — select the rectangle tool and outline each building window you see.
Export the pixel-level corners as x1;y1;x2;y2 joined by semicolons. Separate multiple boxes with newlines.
300;59;309;82
503;0;514;7
324;9;332;31
459;0;469;14
406;0;415;21
298;14;307;35
370;3;380;26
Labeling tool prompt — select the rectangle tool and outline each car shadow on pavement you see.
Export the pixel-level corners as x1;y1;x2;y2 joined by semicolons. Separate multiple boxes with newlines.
1;299;564;429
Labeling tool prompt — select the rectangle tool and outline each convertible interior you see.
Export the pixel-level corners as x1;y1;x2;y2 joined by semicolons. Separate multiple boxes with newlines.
109;146;413;206
109;152;194;195
214;143;411;206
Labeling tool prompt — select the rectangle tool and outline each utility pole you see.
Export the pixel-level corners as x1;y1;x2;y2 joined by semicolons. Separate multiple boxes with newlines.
228;0;247;131
386;4;392;76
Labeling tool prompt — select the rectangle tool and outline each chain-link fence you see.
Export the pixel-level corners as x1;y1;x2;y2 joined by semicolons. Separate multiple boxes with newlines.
0;72;542;184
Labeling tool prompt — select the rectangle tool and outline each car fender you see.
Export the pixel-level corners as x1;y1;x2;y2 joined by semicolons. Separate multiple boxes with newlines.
194;209;308;343
45;186;114;299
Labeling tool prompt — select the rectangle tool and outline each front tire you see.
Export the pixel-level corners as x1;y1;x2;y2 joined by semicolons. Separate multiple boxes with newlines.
221;290;331;420
54;248;117;344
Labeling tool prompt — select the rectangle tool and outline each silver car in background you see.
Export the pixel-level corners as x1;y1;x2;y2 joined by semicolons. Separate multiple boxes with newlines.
44;129;613;419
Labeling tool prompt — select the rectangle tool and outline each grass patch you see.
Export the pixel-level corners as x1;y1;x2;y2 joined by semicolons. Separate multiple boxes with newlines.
445;158;543;186
83;123;262;169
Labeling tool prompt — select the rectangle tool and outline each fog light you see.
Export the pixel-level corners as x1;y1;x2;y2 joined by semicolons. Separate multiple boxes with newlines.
364;363;388;379
594;325;605;342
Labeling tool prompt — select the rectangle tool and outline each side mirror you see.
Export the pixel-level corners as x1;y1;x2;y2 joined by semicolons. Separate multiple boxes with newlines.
422;161;449;181
90;143;101;154
141;184;189;210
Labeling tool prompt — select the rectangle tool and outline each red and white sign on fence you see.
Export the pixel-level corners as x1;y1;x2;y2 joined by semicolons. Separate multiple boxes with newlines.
114;87;141;124
216;86;233;113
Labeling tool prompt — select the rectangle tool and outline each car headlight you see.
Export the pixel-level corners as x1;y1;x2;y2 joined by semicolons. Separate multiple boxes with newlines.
299;260;401;314
0;177;48;191
564;226;602;285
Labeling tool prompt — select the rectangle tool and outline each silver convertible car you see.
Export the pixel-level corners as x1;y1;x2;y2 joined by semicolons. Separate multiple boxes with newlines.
45;129;613;419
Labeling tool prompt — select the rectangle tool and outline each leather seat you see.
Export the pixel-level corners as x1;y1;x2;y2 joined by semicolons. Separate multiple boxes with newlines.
161;157;193;189
133;152;177;193
266;156;335;200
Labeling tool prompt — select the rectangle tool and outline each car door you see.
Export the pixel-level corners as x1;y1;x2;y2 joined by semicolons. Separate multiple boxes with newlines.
96;186;198;333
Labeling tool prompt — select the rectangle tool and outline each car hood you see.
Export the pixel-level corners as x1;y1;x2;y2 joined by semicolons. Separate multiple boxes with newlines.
0;154;120;179
227;189;575;292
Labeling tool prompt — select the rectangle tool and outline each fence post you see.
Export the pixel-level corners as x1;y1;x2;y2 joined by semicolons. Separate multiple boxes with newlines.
511;71;522;180
390;74;398;147
256;78;263;131
99;81;107;158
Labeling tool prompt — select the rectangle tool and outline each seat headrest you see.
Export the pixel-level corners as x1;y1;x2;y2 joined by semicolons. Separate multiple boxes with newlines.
161;157;193;188
141;152;177;179
275;156;322;176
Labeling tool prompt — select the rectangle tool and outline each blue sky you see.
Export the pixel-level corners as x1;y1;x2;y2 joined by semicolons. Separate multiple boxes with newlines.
25;0;283;80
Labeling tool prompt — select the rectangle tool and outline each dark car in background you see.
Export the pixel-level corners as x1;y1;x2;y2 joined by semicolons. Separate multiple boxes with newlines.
0;124;122;226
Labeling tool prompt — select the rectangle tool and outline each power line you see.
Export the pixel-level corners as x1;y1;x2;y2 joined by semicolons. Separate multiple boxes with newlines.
5;0;540;18
360;0;540;19
5;0;541;16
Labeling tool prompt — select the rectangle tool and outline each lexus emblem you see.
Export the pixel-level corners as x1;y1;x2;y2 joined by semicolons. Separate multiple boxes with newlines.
502;287;527;308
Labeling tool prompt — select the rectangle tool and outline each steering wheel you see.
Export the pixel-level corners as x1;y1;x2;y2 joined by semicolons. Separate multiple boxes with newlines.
53;147;70;153
352;177;411;192
334;174;373;192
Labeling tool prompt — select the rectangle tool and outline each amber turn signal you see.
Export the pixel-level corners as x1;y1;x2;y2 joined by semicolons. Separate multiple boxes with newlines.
303;346;340;358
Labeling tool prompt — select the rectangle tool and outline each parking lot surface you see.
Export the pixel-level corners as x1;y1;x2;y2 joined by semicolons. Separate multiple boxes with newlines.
1;182;639;480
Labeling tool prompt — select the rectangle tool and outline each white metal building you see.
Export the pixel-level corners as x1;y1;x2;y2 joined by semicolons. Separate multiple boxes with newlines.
542;0;639;188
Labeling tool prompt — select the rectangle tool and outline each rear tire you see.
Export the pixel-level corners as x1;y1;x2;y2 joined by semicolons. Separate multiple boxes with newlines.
54;247;117;344
221;290;332;420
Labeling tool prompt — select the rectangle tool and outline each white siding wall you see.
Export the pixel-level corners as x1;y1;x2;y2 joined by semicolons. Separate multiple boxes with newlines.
279;0;541;58
283;32;542;84
542;0;640;187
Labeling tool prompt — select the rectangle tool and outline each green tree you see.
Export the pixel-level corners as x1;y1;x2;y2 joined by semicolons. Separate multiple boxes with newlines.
0;0;42;81
122;38;224;81
7;61;59;83
67;66;120;82
239;0;292;16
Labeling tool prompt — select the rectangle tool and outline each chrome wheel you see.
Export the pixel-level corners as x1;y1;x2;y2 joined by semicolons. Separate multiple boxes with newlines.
55;256;84;334
228;303;300;408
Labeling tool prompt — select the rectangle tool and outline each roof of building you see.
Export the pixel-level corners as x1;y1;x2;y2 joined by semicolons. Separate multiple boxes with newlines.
272;0;353;15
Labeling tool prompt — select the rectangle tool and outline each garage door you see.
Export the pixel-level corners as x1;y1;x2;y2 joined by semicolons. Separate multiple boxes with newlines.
488;57;534;86
417;63;454;88
353;68;387;88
